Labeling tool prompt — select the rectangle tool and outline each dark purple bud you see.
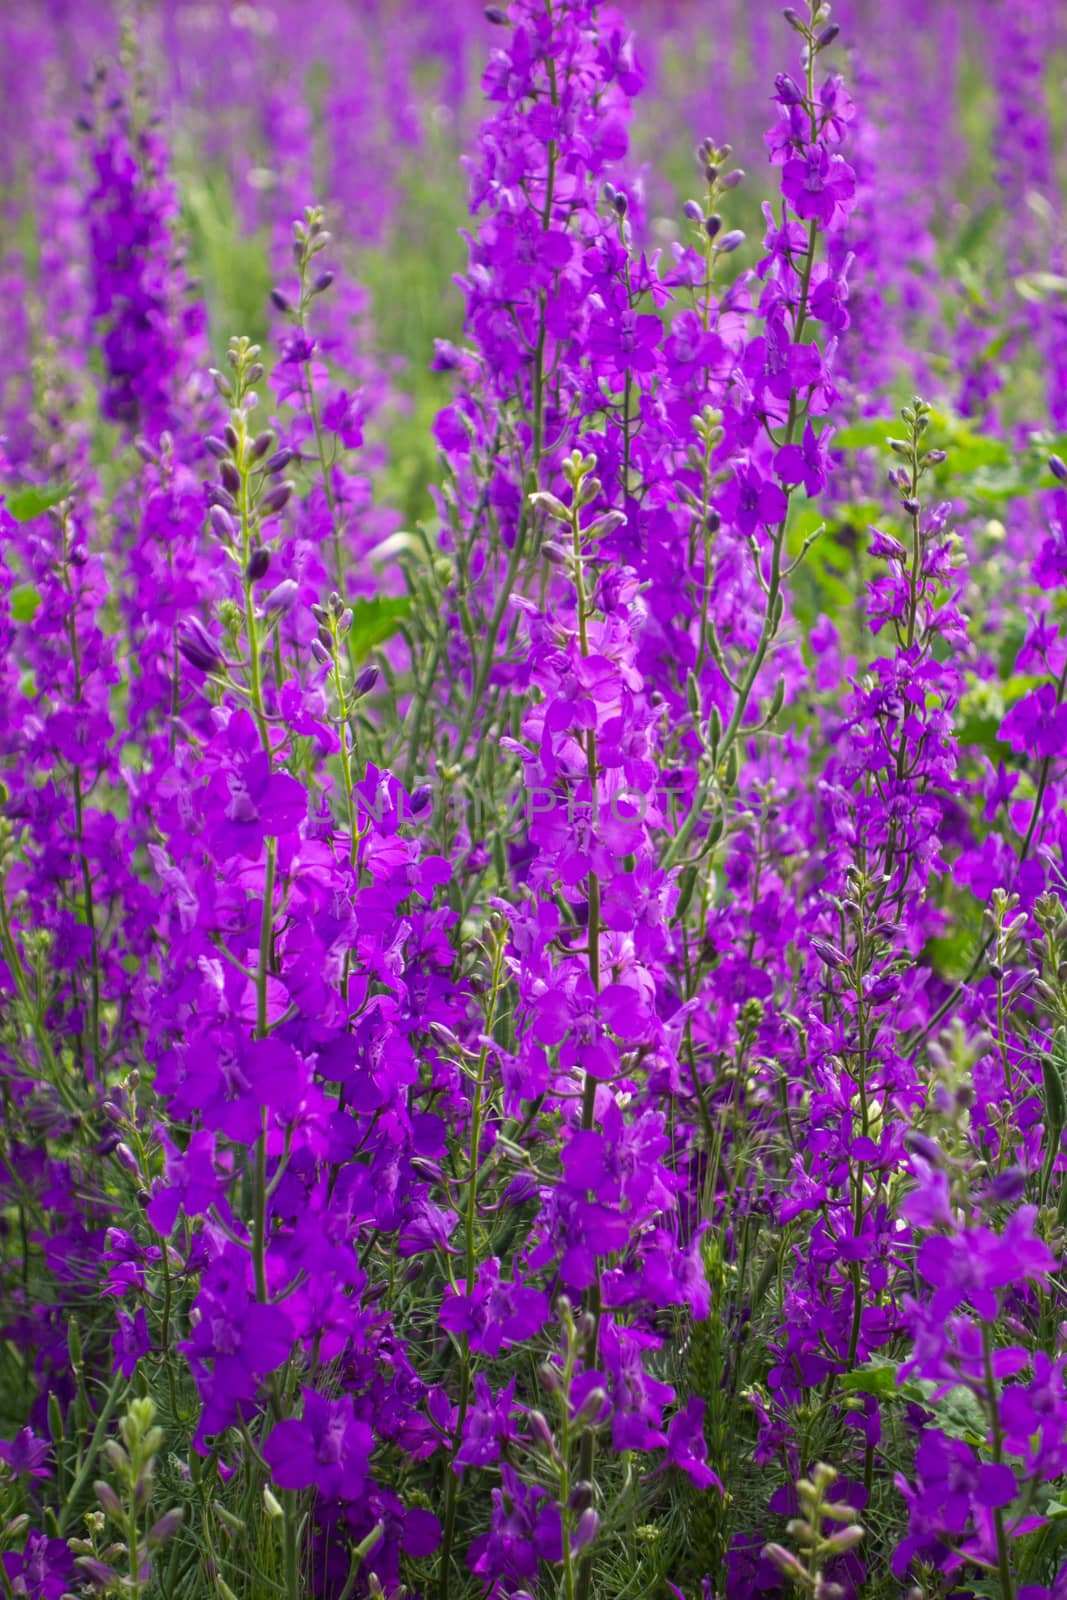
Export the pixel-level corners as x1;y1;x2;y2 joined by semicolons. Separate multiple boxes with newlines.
312;270;334;294
209;505;236;543
219;460;241;496
250;431;274;461
683;199;703;223
774;72;805;106
311;638;331;666
723;168;745;189
178;618;224;675
983;1167;1027;1206
317;624;334;650
354;665;380;698
147;1509;183;1546
704;213;722;239
135;438;158;465
246;547;271;582
247;362;265;385
573;1387;609;1425
484;3;508;19
266;448;295;475
204;435;228;459
903;1130;943;1166
810;936;848;970
573;1510;599;1552
224;422;239;452
569;1482;595;1515
715;230;745;253
528;1411;556;1452
1050;454;1067;484
94;1479;124;1519
613;192;628;217
411;785;433;815
270;288;292;314
706;509;722;534
925;449;948;465
782;7;805;29
816;23;840;47
205;484;238;516
78;1558;118;1586
260;481;294;517
263;580;299;618
902;498;920;515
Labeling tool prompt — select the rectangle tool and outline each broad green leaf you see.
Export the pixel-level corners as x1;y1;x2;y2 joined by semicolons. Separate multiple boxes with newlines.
9;584;40;623
347;596;413;661
831;419;897;451
4;482;72;523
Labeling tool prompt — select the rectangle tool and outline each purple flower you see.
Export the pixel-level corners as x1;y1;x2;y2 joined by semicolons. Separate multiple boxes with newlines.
0;1428;51;1480
264;1389;373;1501
781;143;857;229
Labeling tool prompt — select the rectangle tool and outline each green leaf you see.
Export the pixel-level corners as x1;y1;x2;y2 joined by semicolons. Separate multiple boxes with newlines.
9;584;41;623
831;419;897;451
838;1359;904;1401
347;597;413;662
919;1380;989;1444
4;482;72;523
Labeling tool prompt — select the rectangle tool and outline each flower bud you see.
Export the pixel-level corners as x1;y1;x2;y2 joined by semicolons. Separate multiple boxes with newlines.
983;1167;1027;1206
722;168;745;189
704;213;722;239
251;430;275;461
816;23;841;47
568;1481;595;1514
147;1508;183;1546
354;665;380;698
613;192;628;217
209;505;237;543
484;3;508;19
573;1508;599;1551
263;579;299;617
94;1481;124;1518
528;1410;556;1452
206;484;238;516
573;1387;608;1425
246;547;271;582
715;230;745;253
683;198;703;223
178;618;224;675
311;639;331;666
312;271;334;294
270;288;292;314
260;481;294;517
266;448;295;475
1050;454;1067;484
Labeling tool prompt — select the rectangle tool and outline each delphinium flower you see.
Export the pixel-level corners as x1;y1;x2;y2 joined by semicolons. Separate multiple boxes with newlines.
268;207;400;613
890;1127;1067;1595
751;405;969;1578
135;331;473;1597
423;0;644;802
82;50;210;447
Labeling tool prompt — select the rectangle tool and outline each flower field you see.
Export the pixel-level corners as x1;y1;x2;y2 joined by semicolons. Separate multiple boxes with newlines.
3;0;1067;1595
